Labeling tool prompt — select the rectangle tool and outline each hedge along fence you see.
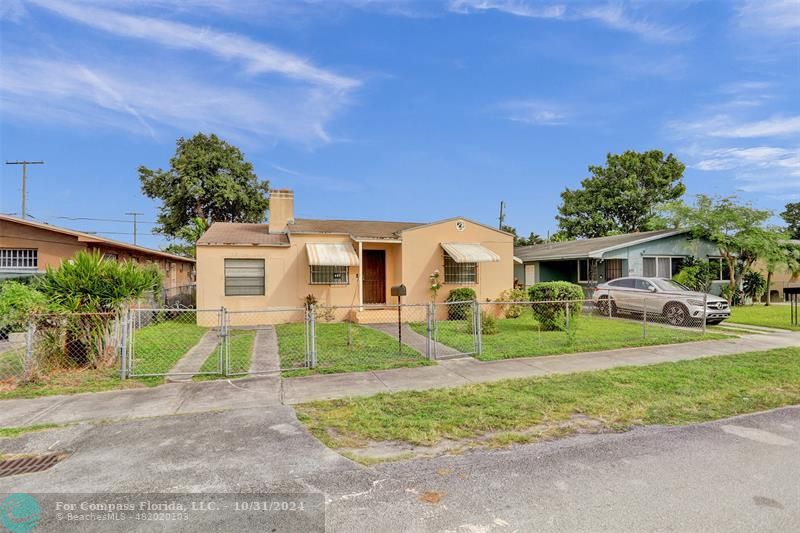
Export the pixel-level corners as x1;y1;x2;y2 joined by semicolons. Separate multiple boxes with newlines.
527;282;584;331
445;288;477;320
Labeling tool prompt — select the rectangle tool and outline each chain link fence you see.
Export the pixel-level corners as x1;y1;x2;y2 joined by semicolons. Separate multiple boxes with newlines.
0;293;721;390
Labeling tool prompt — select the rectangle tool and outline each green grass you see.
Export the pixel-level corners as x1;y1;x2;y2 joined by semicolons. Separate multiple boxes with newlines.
411;313;728;361
296;347;800;452
0;423;63;439
0;366;150;400
0;347;24;381
728;304;800;331
194;329;256;381
277;322;433;377
131;319;207;375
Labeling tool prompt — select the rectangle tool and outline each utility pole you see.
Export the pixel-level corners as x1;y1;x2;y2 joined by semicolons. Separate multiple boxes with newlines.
126;212;144;245
498;201;506;230
5;160;44;220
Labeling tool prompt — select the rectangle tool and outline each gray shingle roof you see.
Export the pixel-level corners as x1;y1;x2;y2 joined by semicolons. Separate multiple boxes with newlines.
514;229;687;262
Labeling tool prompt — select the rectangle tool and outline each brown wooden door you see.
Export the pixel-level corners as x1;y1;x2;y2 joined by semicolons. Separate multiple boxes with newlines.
362;250;386;304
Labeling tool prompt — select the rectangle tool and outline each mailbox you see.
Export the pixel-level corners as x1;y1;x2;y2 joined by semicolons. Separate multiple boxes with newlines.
390;284;407;297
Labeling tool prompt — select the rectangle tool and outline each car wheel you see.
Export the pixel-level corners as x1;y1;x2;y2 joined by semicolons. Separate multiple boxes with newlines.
596;297;617;317
664;302;689;326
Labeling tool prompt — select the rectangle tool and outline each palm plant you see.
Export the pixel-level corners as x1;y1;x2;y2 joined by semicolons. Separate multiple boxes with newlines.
34;251;162;367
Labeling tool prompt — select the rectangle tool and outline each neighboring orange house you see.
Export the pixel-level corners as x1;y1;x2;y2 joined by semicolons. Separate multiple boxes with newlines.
196;190;514;323
0;215;195;291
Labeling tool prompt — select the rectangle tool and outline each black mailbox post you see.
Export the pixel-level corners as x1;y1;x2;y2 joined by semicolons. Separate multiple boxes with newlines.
390;285;407;353
785;285;800;326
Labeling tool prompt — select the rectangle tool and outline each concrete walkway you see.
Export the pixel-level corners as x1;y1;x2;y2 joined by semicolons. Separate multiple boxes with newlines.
365;323;463;358
168;329;220;377
249;327;281;374
1;331;797;427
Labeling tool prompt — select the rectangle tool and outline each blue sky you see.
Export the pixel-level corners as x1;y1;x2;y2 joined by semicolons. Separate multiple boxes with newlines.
1;0;798;250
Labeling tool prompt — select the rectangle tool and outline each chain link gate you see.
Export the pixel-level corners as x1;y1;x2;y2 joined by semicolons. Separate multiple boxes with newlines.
430;300;480;359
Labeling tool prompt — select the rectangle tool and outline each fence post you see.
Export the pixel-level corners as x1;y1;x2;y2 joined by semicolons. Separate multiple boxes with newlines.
642;297;647;339
702;292;708;335
426;302;434;360
473;300;483;355
119;309;128;379
565;300;571;330
308;304;317;368
23;318;35;381
607;289;613;319
219;307;227;375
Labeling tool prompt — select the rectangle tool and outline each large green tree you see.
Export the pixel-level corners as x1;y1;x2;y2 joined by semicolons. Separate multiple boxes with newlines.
781;202;800;239
556;150;686;239
139;133;269;238
666;195;776;296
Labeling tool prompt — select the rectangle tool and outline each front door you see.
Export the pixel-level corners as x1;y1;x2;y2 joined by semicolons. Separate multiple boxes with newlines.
362;250;386;304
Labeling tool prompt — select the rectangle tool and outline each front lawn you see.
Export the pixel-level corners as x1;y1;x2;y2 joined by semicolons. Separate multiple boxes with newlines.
130;318;207;375
412;313;728;361
297;347;800;459
0;347;24;382
728;304;800;331
276;322;433;377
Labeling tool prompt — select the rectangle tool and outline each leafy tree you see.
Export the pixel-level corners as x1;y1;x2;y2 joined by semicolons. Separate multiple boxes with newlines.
674;260;717;293
781;202;800;239
139;133;269;238
667;195;777;297
502;224;544;246
162;217;209;258
557;150;686;239
742;271;767;304
0;281;53;334
763;239;800;306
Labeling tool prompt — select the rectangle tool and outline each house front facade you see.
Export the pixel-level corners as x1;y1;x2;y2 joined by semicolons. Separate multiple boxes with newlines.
0;215;195;293
196;190;514;323
514;229;726;295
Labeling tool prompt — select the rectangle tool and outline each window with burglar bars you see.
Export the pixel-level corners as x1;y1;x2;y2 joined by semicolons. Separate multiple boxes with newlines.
0;248;38;270
443;252;477;284
309;265;349;285
224;258;265;296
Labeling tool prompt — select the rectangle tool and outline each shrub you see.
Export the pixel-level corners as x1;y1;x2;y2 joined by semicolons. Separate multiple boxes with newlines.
527;282;583;331
496;288;528;318
445;288;476;320
674;261;717;293
742;271;767;304
466;310;499;335
0;281;52;334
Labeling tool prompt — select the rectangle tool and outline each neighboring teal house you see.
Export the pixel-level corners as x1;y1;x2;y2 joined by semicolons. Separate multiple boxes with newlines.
514;229;726;295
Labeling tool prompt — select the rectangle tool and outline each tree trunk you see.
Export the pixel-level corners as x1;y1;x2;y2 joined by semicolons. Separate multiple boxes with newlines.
765;270;773;306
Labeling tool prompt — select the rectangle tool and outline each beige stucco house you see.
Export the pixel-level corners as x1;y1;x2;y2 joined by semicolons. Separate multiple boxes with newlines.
196;190;514;323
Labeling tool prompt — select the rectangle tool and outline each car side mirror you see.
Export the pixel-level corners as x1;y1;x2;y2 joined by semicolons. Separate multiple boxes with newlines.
649;286;657;293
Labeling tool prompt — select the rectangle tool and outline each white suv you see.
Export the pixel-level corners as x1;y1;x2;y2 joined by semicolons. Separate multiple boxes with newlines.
592;277;730;326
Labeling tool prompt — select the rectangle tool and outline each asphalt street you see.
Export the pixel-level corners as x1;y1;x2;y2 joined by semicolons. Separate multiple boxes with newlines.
1;406;798;532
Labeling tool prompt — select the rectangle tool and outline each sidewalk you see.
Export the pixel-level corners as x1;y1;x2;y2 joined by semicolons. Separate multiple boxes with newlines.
1;332;797;427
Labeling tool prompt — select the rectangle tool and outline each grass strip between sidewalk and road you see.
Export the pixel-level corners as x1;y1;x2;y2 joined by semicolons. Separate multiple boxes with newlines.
296;347;800;461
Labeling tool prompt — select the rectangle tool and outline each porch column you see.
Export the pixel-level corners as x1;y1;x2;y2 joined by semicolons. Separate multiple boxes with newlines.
358;241;363;310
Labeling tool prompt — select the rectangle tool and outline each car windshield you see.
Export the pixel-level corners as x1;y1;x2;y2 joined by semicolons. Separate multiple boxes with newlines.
653;279;691;292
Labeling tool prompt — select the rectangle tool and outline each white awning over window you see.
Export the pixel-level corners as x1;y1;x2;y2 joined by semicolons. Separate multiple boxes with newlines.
441;243;501;263
306;243;360;266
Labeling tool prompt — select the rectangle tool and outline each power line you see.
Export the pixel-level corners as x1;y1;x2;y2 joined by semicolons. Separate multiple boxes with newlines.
5;160;44;220
48;215;158;224
125;212;144;245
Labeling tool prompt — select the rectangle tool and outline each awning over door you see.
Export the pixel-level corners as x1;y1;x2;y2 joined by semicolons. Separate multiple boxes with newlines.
441;242;501;263
306;243;360;266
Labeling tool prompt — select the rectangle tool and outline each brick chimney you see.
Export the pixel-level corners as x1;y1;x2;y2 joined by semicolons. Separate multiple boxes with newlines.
268;189;294;233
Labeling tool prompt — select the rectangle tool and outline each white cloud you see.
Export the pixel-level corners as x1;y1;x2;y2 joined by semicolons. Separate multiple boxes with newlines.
736;0;800;35
29;0;360;90
694;147;800;175
0;57;346;144
448;0;687;43
676;114;800;139
497;100;568;125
